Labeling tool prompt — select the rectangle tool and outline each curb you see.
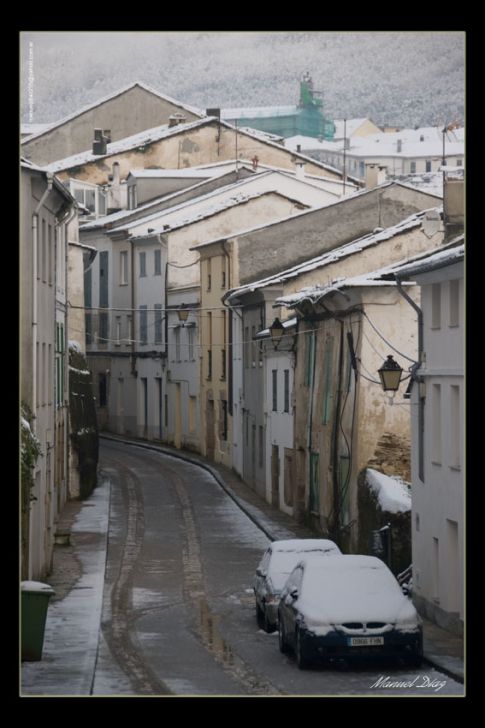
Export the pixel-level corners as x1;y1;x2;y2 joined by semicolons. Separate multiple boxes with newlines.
100;434;285;542
100;434;465;687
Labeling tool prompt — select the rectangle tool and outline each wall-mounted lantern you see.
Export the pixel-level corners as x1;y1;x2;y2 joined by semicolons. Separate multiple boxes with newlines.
269;317;285;350
177;303;189;325
378;355;403;392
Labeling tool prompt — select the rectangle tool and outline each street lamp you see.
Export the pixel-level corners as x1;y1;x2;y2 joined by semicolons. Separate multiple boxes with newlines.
177;303;189;325
269;317;285;350
378;355;403;392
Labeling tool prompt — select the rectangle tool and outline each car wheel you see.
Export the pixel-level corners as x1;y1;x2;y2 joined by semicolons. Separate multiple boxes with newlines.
256;601;265;629
264;611;277;634
279;619;289;654
296;628;311;670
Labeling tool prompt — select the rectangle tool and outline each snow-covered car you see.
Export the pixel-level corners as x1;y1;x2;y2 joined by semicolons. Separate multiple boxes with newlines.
278;554;423;669
253;539;341;633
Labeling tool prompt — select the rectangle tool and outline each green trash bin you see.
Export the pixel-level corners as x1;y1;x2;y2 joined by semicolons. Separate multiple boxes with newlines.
21;581;55;661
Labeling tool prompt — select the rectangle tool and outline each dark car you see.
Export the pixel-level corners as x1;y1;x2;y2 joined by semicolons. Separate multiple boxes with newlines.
253;539;341;633
278;554;423;669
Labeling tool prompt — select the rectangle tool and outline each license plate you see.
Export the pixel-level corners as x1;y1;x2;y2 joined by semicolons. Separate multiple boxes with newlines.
348;636;384;647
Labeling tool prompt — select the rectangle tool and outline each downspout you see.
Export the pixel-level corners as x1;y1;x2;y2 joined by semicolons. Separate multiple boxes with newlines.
32;173;54;434
130;238;136;376
331;319;345;539
221;241;233;415
395;275;425;482
56;202;77;501
306;317;317;520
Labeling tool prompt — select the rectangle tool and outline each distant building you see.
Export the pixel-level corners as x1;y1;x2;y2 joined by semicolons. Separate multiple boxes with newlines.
221;74;335;140
285;126;464;184
21;82;205;165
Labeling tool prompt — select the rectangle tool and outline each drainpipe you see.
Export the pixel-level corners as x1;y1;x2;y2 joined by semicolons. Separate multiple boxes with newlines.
56;202;77;501
32;173;54;434
221;241;233;415
331;320;345;538
306;320;317;521
395;275;425;482
130;238;136;376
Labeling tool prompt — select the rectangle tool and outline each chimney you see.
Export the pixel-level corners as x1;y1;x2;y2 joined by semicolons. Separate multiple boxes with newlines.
168;113;187;128
397;139;402;153
92;128;108;155
112;162;120;186
295;160;306;180
206;108;221;120
365;163;387;189
103;129;112;144
443;177;464;230
296;144;301;153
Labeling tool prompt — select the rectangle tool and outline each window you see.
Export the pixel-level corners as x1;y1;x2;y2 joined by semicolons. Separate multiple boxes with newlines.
99;251;109;308
456;159;462;167
120;251;128;285
251;326;256;367
284;370;290;413
116;317;121;346
432;384;442;464
42;219;46;283
221;400;228;441
84;267;92;308
431;283;441;329
272;369;278;411
139;252;146;277
85;189;96;213
244;326;250;368
425;160;432;173
154;249;161;276
410;161;416;174
449;279;460;327
48;224;53;285
207;312;212;379
450;385;461;469
207;350;212;380
174;327;181;361
221;258;226;288
221;349;226;380
85;314;92;346
207;258;212;290
127;316;132;343
140;306;148;344
154;304;163;344
99;312;109;344
188;326;195;360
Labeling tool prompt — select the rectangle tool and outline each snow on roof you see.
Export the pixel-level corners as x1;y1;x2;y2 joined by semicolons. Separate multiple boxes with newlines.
80;168;245;231
387;240;464;279
110;171;276;233
225;206;429;303
297;555;410;631
286;126;465;160
333;118;376;138
46;117;214;173
237;127;285;143
366;468;412;514
21;122;54;137
221;105;298;119
130;188;300;239
22;81;204;144
127;168;216;179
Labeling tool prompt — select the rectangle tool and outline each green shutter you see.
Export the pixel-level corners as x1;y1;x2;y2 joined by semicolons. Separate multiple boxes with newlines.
322;336;334;424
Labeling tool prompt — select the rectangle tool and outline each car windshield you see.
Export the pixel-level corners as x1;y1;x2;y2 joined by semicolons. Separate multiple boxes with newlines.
300;561;405;624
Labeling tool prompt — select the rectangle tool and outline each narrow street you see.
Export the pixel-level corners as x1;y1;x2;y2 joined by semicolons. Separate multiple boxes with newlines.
91;439;463;696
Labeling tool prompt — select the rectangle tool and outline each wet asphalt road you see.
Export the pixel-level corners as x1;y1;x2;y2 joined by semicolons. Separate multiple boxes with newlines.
92;439;463;697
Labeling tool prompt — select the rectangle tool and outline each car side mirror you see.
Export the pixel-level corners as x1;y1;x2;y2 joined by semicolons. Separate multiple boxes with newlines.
290;587;299;599
256;568;266;578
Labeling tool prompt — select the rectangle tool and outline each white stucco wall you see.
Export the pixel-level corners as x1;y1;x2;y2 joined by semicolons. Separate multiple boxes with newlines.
410;262;464;631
